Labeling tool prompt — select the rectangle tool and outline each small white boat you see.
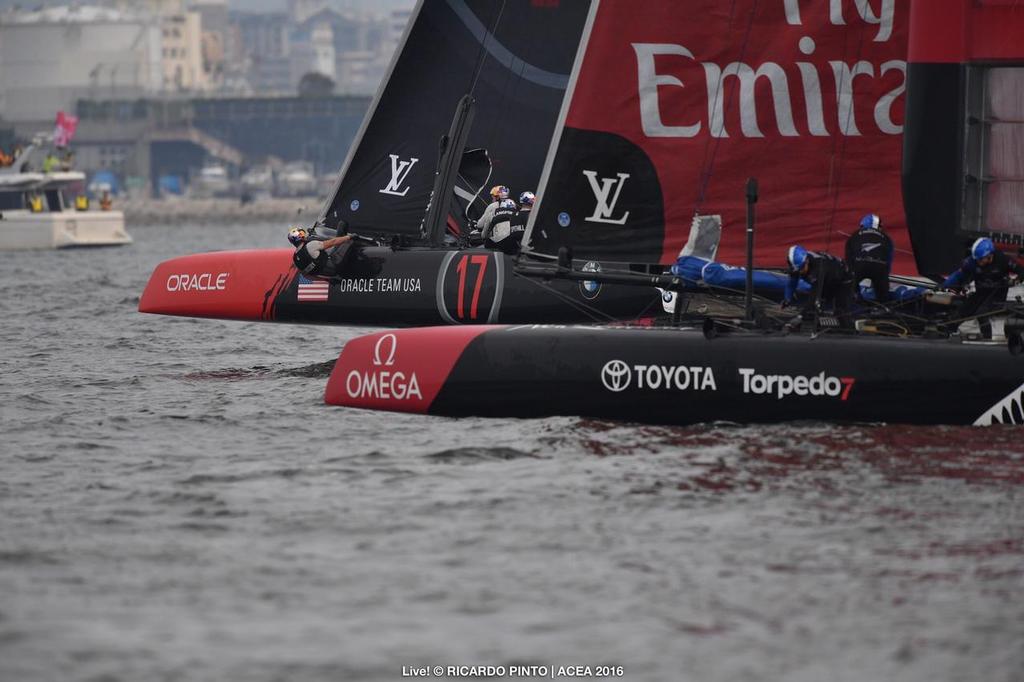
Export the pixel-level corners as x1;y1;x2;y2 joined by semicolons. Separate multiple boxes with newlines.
275;161;317;197
240;165;275;197
191;164;235;198
0;142;131;251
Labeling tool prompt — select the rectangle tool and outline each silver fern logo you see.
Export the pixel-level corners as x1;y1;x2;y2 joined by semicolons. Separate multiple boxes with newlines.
974;382;1024;425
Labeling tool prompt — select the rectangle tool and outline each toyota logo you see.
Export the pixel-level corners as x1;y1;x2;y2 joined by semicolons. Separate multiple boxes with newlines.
373;333;398;366
601;360;631;392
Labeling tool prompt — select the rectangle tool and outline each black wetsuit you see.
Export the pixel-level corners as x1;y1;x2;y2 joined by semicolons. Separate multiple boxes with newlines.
787;252;854;326
845;228;894;302
484;200;519;253
942;250;1022;339
292;240;329;274
503;208;529;254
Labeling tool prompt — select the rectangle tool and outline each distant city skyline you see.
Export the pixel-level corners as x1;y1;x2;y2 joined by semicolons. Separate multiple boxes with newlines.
0;0;414;11
229;0;413;9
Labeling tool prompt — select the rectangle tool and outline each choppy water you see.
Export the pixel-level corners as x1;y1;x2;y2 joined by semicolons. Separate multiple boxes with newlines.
1;221;1023;682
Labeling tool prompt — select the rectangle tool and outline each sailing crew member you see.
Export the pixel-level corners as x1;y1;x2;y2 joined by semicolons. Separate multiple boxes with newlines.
783;245;855;327
483;197;520;253
474;185;510;233
501;190;534;254
99;190;113;211
941;237;1022;339
845;213;894;302
288;227;354;276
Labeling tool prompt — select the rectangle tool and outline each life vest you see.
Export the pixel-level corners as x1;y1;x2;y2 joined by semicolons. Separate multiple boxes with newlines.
486;199;518;245
973;251;1018;291
292;240;328;274
845;228;893;268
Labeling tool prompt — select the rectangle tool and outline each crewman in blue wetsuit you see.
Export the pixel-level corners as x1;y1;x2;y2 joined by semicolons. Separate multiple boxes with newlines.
941;237;1022;339
784;245;855;327
845;213;894;302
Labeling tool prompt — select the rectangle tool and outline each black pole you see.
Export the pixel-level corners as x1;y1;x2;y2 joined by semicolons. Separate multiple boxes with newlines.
745;177;758;322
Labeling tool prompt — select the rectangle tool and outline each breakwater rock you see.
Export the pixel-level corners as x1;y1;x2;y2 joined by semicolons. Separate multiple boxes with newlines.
122;198;324;226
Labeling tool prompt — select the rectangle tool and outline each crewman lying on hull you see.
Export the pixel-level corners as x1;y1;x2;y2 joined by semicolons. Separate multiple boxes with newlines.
784;246;855;328
941;237;1021;340
288;227;354;277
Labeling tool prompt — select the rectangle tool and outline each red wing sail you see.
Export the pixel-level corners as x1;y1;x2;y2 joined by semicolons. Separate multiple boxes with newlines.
528;0;913;272
903;0;1024;275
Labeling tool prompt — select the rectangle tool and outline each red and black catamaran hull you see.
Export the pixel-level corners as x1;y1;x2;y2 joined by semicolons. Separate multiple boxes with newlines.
138;247;658;326
325;326;1024;426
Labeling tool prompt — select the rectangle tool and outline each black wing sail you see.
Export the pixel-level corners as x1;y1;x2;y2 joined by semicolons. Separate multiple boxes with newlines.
525;128;666;263
320;0;594;239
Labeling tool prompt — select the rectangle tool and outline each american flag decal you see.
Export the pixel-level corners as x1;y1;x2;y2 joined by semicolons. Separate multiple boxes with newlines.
297;275;330;302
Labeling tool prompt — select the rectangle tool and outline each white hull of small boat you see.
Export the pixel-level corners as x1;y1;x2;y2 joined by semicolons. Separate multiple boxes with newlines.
0;210;131;250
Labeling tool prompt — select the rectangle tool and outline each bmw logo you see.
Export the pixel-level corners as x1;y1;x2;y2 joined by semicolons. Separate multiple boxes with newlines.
558;212;571;227
601;359;632;392
662;289;674;303
350;199;361;211
579;261;602;300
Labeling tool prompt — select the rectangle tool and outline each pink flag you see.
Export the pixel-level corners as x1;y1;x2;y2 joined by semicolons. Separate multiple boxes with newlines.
53;111;79;147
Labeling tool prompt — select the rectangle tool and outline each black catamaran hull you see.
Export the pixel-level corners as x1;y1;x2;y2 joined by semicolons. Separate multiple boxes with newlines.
325;325;1024;426
138;247;659;326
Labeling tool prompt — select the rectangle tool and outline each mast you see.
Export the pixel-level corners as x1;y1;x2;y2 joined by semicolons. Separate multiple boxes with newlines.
422;94;476;246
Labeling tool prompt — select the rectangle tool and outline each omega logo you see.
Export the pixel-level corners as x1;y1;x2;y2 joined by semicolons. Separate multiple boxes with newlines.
373;333;398;367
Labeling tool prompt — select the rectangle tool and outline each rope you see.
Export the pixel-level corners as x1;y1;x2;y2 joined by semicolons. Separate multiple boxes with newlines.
823;16;869;252
467;0;509;97
694;0;759;211
510;268;624;324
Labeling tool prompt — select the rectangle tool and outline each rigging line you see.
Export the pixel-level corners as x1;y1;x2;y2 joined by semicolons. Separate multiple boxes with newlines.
941;304;1020;328
627;293;666;324
695;0;760;211
853;298;932;324
834;228;916;261
467;0;510;98
510;269;626;323
824;18;868;253
694;0;740;208
486;12;537;174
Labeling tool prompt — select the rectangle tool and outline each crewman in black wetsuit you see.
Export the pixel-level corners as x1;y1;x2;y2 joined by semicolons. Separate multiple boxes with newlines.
474;185;509;231
288;227;353;275
941;237;1022;339
784;245;855;327
845;213;894;302
483;197;519;253
495;190;534;255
